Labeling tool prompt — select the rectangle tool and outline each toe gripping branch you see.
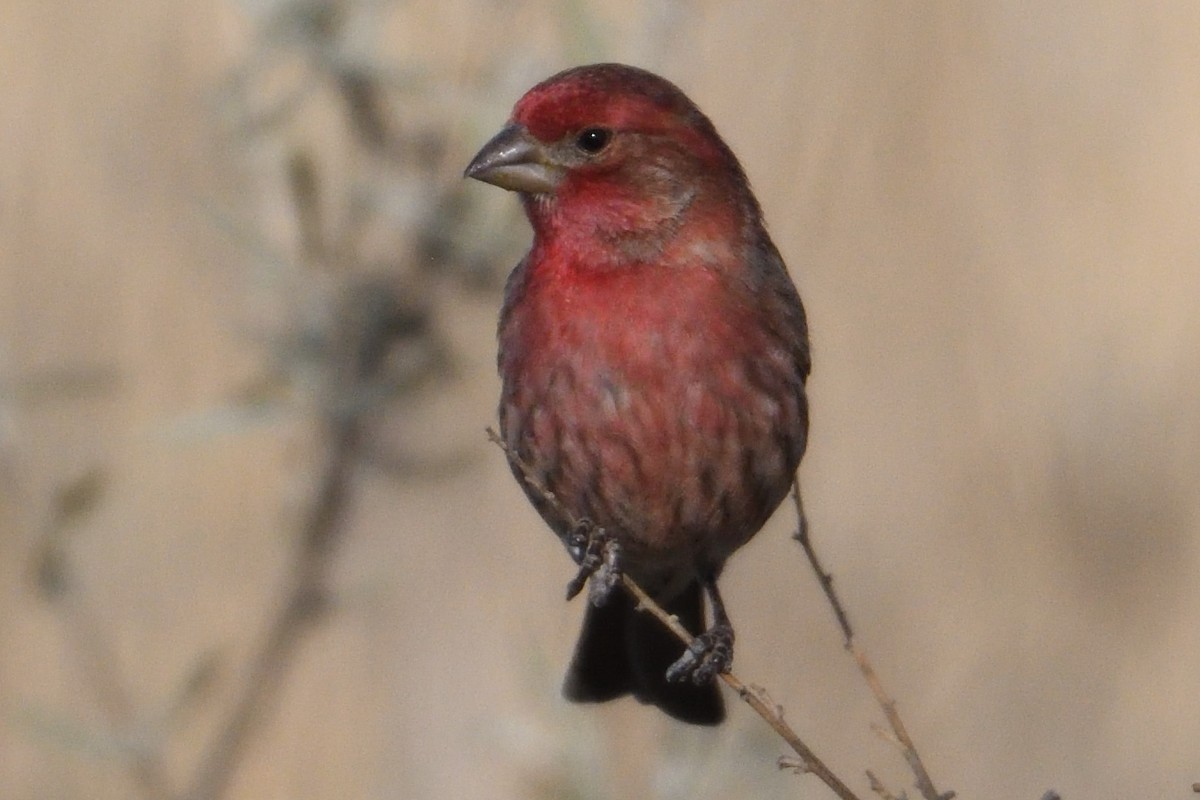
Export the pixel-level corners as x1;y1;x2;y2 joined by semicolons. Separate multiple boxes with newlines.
665;576;734;685
563;521;734;685
564;519;622;607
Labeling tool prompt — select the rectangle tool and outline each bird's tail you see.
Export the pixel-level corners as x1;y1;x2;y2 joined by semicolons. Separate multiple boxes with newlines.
562;580;725;725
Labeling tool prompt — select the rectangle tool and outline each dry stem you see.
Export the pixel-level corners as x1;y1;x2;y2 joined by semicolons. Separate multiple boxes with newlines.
791;487;953;800
57;582;175;798
487;427;862;800
180;418;359;800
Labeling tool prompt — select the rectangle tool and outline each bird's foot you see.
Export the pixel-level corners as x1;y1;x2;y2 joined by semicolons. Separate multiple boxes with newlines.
666;622;734;685
564;520;622;606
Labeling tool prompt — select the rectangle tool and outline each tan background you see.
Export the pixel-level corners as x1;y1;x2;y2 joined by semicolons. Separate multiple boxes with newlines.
2;2;1198;799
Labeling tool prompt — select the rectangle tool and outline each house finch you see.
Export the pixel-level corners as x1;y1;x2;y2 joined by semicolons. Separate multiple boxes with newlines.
465;64;810;725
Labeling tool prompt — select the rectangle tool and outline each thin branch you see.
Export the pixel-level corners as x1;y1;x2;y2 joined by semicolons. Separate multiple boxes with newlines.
178;129;376;800
866;769;904;800
30;11;479;795
791;484;953;800
32;469;174;799
486;427;862;800
621;576;860;799
869;721;905;753
791;487;853;641
179;418;357;800
57;581;175;799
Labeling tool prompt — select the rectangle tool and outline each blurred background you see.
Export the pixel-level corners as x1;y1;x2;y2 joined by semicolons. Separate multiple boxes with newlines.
2;2;1199;798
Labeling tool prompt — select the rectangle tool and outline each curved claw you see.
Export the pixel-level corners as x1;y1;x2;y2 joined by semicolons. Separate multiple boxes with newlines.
666;623;734;685
563;520;622;606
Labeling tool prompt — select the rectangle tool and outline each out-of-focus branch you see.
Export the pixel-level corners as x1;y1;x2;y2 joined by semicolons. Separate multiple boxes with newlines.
180;413;359;800
31;469;174;800
791;485;954;800
181;134;415;799
486;427;862;800
61;591;176;799
30;371;416;800
866;769;902;800
24;3;494;796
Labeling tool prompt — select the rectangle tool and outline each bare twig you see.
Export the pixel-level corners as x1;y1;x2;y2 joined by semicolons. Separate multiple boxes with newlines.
621;576;860;799
866;769;904;800
33;470;174;799
28;5;478;795
869;721;905;753
180;418;358;800
179;119;379;800
57;577;175;799
791;484;953;800
486;427;862;800
791;487;853;641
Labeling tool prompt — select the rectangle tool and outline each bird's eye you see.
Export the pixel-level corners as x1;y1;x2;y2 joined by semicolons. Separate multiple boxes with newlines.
575;127;612;154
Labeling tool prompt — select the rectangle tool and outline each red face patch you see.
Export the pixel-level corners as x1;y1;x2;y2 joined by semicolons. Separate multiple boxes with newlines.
512;64;705;149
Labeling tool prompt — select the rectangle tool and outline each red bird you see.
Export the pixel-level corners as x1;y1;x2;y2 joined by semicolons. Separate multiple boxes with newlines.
466;64;810;725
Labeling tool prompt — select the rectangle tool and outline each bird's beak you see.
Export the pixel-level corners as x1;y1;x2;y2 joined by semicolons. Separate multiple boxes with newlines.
464;124;562;194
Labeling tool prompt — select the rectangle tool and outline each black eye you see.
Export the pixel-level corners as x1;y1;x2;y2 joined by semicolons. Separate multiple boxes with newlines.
575;127;611;154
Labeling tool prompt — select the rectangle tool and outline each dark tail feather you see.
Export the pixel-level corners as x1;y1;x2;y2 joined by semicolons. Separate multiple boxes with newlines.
562;590;634;703
562;582;725;726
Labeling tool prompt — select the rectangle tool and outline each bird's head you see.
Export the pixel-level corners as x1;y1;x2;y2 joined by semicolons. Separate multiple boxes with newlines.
465;63;760;259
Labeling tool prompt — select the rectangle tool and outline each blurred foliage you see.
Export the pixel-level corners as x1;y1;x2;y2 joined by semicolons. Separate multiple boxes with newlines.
207;1;473;455
31;466;109;600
